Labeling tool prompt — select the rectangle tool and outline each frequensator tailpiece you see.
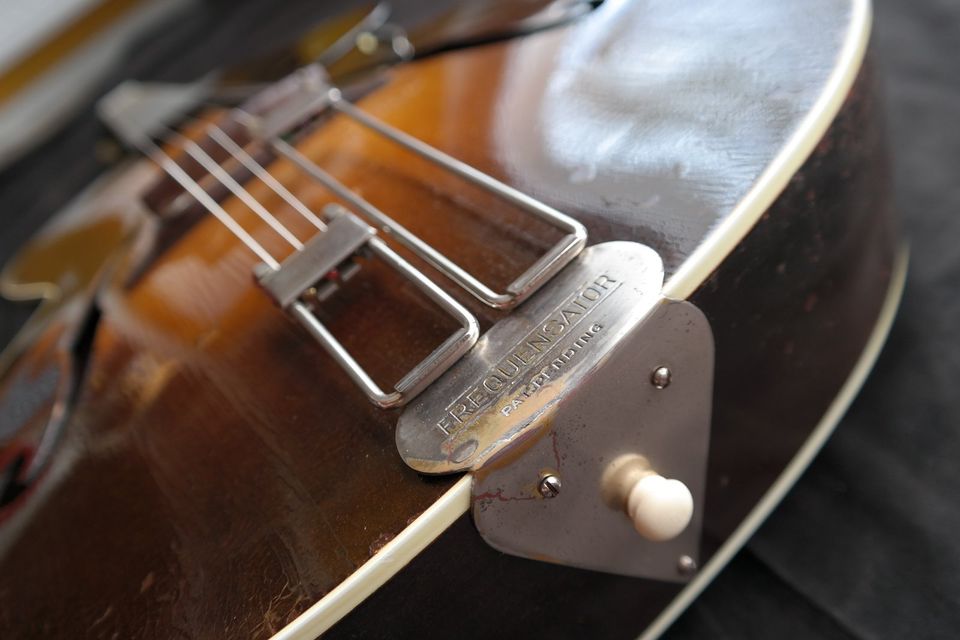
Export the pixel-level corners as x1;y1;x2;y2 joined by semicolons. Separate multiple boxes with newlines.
256;204;478;409
230;63;589;406
237;63;587;311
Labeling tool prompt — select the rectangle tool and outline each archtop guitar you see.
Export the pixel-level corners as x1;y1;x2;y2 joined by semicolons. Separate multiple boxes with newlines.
0;0;903;637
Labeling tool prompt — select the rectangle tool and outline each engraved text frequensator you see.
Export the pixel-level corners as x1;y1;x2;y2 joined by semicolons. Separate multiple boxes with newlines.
434;274;620;437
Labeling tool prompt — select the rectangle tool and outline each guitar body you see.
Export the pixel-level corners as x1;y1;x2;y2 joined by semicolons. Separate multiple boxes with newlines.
0;0;901;638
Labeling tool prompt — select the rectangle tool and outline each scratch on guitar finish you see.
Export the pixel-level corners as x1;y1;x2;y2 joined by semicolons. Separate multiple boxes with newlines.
474;431;564;510
434;275;619;437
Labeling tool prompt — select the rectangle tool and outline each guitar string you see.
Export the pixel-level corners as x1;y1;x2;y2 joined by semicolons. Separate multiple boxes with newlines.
162;125;306;250
138;116;336;271
136;10;388;267
204;123;328;233
136;134;281;269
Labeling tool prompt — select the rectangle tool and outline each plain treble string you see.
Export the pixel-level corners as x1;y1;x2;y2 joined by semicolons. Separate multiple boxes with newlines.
203;122;328;234
135;134;281;269
162;125;305;251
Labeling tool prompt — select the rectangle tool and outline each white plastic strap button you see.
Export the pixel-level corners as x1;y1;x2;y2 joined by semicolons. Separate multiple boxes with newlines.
626;474;694;542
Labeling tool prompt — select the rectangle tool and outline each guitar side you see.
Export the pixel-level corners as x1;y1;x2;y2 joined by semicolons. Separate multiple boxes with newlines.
314;52;901;640
0;1;900;638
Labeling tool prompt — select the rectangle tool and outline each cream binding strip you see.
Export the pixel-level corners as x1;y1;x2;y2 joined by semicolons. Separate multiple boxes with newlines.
272;0;874;636
273;245;904;640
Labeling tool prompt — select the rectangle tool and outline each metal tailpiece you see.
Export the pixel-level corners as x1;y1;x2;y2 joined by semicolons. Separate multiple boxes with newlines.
396;242;714;582
257;205;479;409
236;65;587;310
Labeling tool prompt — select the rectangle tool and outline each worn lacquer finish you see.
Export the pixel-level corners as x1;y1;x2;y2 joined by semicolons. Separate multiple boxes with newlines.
329;57;897;639
0;0;880;637
492;0;858;273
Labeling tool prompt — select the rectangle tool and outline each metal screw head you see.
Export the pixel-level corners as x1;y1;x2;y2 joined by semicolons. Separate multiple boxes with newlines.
538;474;562;498
355;31;380;55
677;555;697;575
651;366;672;389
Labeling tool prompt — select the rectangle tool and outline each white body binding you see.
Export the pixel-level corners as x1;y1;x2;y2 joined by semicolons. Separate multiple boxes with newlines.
273;0;885;637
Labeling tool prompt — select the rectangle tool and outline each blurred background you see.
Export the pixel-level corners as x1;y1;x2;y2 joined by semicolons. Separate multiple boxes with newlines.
0;0;956;637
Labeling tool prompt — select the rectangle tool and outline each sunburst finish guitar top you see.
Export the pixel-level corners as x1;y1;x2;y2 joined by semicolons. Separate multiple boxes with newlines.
0;0;900;638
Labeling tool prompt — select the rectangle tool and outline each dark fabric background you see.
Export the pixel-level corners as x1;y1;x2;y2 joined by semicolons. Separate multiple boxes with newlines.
669;2;960;638
0;1;956;637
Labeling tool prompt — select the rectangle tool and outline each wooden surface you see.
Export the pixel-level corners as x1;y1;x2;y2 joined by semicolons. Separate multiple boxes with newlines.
0;1;880;637
328;58;897;639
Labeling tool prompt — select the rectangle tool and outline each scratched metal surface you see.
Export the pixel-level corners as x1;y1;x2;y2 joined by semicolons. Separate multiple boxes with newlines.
0;0;954;638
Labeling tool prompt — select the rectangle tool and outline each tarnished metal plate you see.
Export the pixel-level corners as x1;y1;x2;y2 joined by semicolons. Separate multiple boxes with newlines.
258;211;374;308
472;299;713;582
396;241;665;474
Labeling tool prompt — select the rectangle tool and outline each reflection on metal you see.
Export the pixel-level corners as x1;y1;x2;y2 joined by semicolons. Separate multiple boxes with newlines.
396;242;666;473
96;3;598;410
537;473;562;498
651;365;672;389
677;555;698;576
391;241;713;580
471;297;713;582
237;63;587;309
257;205;478;409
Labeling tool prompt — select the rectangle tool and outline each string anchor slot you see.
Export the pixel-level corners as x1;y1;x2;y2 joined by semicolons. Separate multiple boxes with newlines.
239;63;588;310
257;204;479;409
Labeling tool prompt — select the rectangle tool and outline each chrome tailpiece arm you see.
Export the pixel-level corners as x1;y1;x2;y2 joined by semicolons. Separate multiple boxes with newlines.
235;64;587;310
257;205;478;409
397;242;715;583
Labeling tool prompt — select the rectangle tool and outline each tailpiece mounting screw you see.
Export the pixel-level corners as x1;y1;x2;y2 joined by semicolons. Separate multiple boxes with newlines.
651;366;672;389
677;555;698;575
538;474;562;499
